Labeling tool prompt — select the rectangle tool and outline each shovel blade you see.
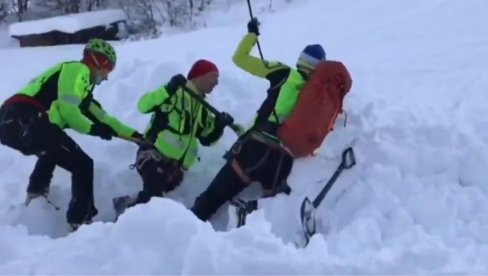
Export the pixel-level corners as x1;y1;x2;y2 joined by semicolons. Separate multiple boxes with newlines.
300;197;316;241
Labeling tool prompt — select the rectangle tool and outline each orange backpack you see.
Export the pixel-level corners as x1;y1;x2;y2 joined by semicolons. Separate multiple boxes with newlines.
277;60;352;158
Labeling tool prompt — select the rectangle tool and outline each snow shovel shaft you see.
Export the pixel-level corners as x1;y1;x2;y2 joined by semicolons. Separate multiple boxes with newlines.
182;86;244;136
312;147;356;208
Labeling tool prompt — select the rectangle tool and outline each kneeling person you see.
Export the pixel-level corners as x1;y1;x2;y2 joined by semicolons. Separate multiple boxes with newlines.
113;60;234;216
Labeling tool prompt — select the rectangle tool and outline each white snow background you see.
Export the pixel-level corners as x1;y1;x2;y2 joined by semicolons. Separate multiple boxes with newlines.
0;0;488;273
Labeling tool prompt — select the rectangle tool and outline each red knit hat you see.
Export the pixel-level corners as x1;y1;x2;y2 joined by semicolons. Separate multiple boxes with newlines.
187;59;219;80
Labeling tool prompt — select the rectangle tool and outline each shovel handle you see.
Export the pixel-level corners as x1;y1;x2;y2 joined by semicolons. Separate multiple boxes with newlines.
118;135;154;148
341;147;356;169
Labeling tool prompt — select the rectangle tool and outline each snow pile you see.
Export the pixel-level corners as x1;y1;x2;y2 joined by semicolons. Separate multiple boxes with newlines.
0;199;339;274
8;9;126;36
0;0;487;273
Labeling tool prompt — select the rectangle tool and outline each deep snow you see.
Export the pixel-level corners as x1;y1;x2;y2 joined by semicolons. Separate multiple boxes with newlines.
0;0;487;273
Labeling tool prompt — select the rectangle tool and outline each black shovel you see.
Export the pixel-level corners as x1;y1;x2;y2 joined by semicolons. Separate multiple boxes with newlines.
300;147;356;246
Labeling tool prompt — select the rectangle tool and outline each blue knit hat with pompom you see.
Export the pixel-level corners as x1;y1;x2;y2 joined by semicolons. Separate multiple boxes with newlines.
297;44;326;69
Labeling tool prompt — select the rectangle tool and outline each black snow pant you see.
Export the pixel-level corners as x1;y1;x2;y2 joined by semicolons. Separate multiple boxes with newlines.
191;135;294;221
132;146;184;206
0;96;97;224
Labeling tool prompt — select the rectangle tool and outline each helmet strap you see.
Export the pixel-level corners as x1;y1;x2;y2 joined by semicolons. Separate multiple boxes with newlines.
82;50;112;70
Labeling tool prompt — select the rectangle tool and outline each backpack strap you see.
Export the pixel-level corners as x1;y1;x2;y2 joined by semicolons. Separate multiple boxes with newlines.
254;68;291;133
176;95;200;167
145;94;179;143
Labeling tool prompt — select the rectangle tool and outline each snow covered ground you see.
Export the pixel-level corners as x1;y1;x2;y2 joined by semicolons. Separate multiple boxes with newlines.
0;25;18;48
1;0;488;273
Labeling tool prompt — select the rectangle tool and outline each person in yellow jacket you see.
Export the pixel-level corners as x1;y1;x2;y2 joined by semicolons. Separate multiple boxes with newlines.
190;18;326;225
112;59;234;217
0;38;142;231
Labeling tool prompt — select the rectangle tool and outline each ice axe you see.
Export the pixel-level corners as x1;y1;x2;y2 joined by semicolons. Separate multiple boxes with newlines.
245;0;272;70
182;86;245;136
246;0;265;62
300;147;356;246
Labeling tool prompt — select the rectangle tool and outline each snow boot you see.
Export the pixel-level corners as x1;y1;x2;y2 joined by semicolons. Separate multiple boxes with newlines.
24;186;49;205
68;219;93;232
66;199;98;232
24;187;60;210
112;194;138;220
226;199;258;230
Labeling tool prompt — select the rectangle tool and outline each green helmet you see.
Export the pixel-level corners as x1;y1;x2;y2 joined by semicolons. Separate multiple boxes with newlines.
84;38;116;65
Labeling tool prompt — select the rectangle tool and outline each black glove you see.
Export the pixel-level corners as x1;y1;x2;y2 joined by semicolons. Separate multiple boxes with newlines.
215;112;234;128
165;74;187;96
89;123;116;140
247;17;260;36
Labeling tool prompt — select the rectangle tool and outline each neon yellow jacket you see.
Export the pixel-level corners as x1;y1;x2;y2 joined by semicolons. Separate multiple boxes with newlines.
138;81;224;170
18;61;137;137
232;33;306;138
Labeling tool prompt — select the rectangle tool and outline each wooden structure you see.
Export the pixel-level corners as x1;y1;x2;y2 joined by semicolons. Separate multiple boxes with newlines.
9;9;127;47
